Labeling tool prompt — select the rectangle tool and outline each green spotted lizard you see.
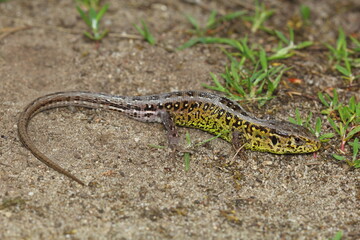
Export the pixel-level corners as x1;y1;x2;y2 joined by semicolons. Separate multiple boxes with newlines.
18;91;321;185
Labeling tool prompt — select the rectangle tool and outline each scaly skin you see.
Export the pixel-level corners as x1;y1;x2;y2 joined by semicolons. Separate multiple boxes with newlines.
18;91;321;185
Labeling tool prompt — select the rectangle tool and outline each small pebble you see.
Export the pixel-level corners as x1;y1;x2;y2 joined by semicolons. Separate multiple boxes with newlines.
263;161;273;166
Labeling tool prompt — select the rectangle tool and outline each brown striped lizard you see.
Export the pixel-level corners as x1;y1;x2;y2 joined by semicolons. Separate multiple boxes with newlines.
18;91;321;185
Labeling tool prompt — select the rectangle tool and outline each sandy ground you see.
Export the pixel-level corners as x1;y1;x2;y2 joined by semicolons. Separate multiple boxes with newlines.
0;0;359;239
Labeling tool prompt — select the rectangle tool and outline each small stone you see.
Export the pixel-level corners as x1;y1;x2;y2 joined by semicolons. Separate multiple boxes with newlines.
263;161;273;166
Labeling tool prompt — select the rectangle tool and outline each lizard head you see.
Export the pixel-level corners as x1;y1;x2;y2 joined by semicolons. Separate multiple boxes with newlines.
246;120;321;154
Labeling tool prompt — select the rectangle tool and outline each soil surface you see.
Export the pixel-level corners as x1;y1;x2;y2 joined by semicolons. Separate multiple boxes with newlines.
0;0;359;239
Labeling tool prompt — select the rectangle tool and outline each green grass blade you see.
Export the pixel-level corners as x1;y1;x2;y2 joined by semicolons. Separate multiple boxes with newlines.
206;10;217;29
221;10;247;21
134;20;156;45
195;132;226;147
349;96;356;111
97;29;109;40
336;28;346;52
289;27;294;42
345;126;360;141
148;144;166;149
141;20;156;45
84;31;95;40
259;48;268;70
239;37;255;63
296;41;313;49
96;3;109;21
330;230;342;240
315;117;322;136
185;14;200;32
335;64;350;77
328;118;340;135
134;23;144;36
208;72;228;92
184;152;191;171
350;36;360;50
274;30;289;44
332;154;346;161
354;160;360;168
300;5;311;22
185;131;192;145
178;37;242;50
76;6;92;28
178;38;202;50
288;117;297;124
318;92;329;107
88;8;98;29
319;133;335;142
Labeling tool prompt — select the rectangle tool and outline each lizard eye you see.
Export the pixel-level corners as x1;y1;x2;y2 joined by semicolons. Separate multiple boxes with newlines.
270;136;278;145
294;137;302;144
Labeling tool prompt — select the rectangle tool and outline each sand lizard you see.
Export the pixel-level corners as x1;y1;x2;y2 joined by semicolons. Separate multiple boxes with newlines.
18;91;321;185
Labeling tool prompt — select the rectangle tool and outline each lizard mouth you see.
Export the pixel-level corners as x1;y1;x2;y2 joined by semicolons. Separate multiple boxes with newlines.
306;141;321;153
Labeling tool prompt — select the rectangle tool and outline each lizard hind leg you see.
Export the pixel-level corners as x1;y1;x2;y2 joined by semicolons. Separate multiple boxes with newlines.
158;111;180;150
158;111;185;164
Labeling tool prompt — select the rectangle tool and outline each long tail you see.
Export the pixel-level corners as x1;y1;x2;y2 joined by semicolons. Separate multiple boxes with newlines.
17;91;168;185
17;91;128;186
17;93;100;185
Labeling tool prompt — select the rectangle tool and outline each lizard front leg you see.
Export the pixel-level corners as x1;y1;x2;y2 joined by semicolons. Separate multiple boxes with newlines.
230;130;247;162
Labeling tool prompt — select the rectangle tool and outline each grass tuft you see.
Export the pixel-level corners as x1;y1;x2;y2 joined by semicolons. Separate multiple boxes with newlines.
134;20;156;45
76;0;109;41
